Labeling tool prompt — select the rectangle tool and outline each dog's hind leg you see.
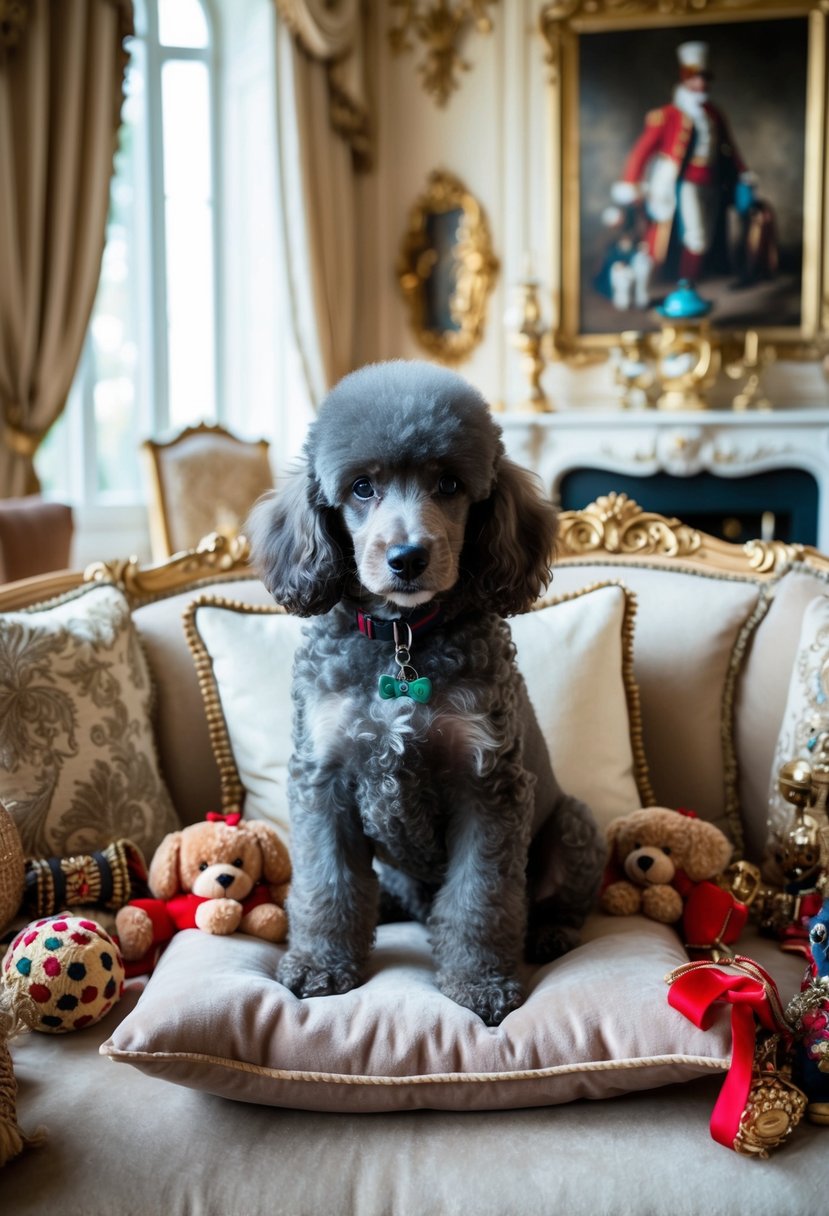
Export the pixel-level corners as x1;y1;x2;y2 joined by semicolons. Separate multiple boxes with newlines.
525;791;607;963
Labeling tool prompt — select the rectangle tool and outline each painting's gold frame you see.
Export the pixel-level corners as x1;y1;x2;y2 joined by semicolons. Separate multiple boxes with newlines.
539;0;829;363
397;169;499;365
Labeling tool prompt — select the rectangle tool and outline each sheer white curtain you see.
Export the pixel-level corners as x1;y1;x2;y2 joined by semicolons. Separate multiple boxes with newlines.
273;0;370;406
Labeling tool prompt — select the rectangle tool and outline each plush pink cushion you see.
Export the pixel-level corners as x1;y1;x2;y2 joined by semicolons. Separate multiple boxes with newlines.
101;915;731;1113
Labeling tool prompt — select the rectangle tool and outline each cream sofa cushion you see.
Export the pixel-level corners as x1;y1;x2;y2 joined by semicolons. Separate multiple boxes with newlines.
131;576;272;825
551;564;767;847
183;582;651;837
101;914;730;1112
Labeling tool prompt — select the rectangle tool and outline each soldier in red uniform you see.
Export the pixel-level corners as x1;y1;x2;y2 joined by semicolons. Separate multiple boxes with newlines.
610;41;756;290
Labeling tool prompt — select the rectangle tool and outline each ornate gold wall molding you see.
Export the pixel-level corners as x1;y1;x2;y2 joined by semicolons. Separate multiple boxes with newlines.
388;0;498;106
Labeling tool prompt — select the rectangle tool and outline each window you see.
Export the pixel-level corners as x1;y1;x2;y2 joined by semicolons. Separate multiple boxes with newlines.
37;0;221;533
37;0;303;565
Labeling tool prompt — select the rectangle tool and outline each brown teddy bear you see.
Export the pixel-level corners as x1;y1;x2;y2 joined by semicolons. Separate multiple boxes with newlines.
600;806;733;924
115;813;291;970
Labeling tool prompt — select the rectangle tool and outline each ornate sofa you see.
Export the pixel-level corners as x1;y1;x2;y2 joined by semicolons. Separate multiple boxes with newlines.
2;496;828;1216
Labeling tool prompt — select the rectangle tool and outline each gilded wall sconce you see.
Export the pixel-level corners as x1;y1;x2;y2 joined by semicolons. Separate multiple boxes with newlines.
388;0;498;106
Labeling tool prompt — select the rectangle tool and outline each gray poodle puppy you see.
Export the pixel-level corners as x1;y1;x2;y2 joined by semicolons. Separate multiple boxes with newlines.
248;360;605;1025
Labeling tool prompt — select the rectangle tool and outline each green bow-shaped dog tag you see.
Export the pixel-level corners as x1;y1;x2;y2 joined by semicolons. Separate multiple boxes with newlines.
378;675;432;703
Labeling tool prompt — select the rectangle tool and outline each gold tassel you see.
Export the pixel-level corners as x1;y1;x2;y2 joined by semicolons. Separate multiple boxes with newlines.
0;984;46;1167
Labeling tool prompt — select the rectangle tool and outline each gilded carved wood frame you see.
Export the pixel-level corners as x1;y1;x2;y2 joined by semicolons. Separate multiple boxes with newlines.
539;0;829;362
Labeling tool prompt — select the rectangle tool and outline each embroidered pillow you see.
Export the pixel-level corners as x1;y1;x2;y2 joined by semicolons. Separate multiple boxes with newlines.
0;582;179;860
183;581;651;837
765;593;829;868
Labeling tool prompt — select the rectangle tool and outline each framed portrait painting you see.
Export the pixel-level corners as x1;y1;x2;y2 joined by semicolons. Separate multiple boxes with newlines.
540;1;829;357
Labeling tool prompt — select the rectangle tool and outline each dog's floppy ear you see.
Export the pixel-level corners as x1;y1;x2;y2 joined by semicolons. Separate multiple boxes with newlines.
464;458;558;616
246;464;350;616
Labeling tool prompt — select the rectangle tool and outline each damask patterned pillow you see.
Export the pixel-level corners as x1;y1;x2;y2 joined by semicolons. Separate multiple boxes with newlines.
0;582;179;860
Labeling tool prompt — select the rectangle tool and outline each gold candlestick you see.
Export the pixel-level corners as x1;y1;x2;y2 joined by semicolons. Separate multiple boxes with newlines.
507;278;553;413
724;329;775;411
611;331;657;410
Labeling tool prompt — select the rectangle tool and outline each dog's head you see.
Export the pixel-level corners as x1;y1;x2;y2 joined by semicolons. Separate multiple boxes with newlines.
248;360;558;618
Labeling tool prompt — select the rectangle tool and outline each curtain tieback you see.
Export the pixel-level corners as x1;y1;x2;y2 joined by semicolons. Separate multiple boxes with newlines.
2;422;44;458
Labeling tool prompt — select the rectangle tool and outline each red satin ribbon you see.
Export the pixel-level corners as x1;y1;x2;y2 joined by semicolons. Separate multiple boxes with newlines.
205;811;242;827
667;958;788;1149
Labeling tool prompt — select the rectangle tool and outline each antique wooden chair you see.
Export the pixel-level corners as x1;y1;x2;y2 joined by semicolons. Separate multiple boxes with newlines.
141;422;274;560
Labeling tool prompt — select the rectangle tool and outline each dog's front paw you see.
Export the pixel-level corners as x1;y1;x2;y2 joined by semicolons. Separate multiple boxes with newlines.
440;975;524;1026
277;950;362;998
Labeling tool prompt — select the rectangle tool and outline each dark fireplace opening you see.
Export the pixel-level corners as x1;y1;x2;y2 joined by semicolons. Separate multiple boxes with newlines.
558;468;819;546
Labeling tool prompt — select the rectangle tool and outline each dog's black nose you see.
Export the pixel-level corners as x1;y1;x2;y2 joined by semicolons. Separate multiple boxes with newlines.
216;872;235;889
387;544;429;581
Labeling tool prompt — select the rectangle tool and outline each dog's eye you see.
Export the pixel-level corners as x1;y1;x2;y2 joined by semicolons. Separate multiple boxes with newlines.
199;861;208;871
352;477;375;500
232;857;244;869
438;474;461;496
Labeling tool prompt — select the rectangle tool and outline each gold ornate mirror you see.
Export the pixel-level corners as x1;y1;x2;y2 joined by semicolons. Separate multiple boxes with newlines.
397;170;499;365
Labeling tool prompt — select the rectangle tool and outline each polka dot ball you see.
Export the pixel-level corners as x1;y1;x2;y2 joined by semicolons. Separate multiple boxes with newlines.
2;915;125;1033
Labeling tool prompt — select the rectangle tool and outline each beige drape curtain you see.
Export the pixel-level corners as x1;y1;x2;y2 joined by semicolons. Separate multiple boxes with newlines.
0;0;132;497
273;0;371;405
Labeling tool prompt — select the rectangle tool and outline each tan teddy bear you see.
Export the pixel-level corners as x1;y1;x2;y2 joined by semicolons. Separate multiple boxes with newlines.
600;806;733;924
115;814;291;968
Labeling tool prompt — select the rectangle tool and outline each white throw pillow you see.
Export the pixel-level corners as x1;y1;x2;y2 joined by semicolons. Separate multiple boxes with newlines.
184;582;651;836
184;601;303;837
511;582;651;827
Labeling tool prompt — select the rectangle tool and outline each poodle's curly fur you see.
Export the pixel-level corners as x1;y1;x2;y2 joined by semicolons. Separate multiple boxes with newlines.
248;360;606;1025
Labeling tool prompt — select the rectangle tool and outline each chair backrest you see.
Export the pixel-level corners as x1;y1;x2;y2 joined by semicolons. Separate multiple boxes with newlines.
0;496;74;583
141;422;274;560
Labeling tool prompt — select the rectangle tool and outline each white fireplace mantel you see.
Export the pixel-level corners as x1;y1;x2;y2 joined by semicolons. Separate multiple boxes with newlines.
498;405;829;550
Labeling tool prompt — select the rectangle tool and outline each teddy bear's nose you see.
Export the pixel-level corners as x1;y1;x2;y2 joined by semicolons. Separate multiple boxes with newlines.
636;855;654;873
216;872;235;889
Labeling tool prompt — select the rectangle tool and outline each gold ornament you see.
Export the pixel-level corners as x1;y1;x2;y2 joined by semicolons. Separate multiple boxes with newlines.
732;1035;808;1158
388;0;498;107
